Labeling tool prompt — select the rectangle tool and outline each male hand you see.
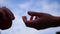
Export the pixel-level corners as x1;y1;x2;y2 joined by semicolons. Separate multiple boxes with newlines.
0;7;15;30
22;11;60;30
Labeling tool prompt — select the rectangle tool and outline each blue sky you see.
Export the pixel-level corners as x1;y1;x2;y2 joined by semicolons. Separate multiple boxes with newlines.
0;0;60;34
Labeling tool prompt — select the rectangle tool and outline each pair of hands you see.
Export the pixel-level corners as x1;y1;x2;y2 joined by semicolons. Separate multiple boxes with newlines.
0;7;60;30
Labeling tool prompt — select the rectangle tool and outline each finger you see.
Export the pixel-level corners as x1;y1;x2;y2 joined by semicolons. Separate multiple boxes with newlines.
22;16;27;23
35;16;40;20
22;16;34;27
22;16;33;25
2;7;15;20
22;16;31;26
28;11;42;16
35;16;38;19
30;16;33;21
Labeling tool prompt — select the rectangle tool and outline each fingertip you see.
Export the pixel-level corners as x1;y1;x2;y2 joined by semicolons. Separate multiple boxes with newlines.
28;11;34;16
28;11;31;15
12;16;15;20
22;16;27;22
30;16;33;20
22;16;26;18
2;7;8;10
22;16;27;20
0;6;6;9
28;11;33;14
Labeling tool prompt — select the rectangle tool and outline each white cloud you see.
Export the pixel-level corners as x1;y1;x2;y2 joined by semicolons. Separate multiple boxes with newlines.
0;0;11;7
29;0;60;16
18;2;32;10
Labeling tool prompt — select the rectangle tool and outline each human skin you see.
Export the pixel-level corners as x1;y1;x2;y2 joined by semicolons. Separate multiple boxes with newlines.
56;32;60;34
0;7;15;30
22;11;60;30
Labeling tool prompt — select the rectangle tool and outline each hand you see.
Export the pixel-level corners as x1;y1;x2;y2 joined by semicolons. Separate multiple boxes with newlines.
0;7;15;30
56;32;60;34
22;11;59;30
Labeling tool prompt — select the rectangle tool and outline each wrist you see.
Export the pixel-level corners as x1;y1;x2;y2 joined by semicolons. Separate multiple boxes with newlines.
50;16;60;27
55;17;60;26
